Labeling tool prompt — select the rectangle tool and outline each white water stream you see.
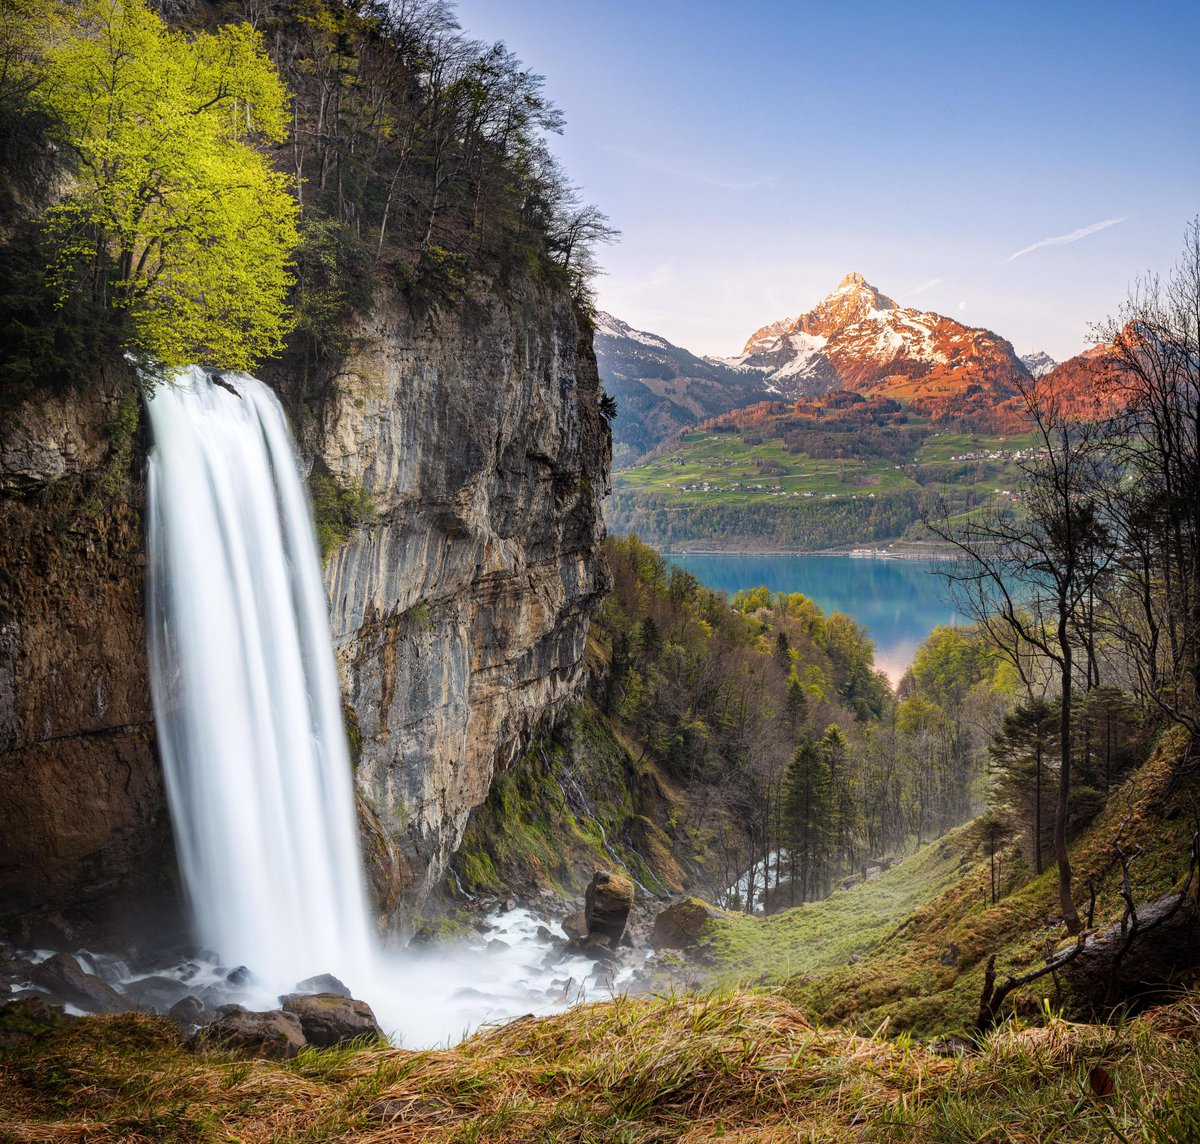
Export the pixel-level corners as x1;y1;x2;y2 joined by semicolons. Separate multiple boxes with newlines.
146;366;375;993
133;367;642;1047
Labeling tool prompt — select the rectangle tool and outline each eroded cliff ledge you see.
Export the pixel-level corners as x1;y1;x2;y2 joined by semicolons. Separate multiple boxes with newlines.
0;276;610;943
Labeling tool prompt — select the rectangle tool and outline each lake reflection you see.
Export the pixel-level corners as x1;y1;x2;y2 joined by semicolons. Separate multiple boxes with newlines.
667;554;964;685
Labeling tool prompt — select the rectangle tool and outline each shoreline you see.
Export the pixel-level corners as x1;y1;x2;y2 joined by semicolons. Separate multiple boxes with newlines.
658;545;959;562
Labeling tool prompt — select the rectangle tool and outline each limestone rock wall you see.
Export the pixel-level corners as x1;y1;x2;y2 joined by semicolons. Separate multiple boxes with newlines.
0;373;180;946
315;281;609;914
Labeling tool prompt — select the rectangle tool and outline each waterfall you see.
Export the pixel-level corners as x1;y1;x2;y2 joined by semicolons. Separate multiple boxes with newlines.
145;366;374;995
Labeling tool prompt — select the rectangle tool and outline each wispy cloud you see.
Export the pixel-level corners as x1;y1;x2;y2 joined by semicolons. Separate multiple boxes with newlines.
607;145;776;192
1002;216;1127;263
909;276;942;295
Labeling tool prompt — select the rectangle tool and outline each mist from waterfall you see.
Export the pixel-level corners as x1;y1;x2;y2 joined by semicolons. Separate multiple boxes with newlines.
145;367;374;995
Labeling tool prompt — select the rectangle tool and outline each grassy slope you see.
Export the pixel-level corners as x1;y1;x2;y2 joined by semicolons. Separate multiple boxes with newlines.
2;992;1198;1142
703;727;1200;1037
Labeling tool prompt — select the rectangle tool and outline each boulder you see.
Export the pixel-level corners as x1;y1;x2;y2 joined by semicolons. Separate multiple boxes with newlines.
166;995;206;1027
294;973;351;999
651;898;722;952
281;993;385;1047
31;952;125;1013
584;871;634;948
195;1008;307;1059
0;952;36;987
121;975;192;1012
561;911;589;941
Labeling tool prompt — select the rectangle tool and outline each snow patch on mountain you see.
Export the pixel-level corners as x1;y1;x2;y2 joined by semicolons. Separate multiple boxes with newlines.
1020;350;1058;378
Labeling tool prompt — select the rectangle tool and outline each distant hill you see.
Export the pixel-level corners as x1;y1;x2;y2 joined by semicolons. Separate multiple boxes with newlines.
593;312;769;468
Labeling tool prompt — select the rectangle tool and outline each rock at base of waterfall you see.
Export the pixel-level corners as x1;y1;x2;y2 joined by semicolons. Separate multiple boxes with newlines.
282;993;385;1047
166;995;207;1027
293;973;352;998
562;911;589;941
120;974;193;1012
31;952;125;1013
584;871;635;948
652;898;723;952
195;1007;308;1059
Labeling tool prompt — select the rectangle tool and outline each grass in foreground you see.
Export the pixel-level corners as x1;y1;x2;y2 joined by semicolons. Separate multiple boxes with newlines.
1;991;1198;1142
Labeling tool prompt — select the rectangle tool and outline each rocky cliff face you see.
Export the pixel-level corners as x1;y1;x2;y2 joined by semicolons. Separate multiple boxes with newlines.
0;276;610;942
314;280;609;920
0;371;180;946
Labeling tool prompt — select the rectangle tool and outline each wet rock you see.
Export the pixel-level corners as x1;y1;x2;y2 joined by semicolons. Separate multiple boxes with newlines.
584;871;634;948
0;952;36;987
225;965;251;987
31;952;125;1013
166;995;206;1027
195;1008;307;1059
576;942;619;964
294;973;351;999
562;911;588;941
487;938;510;954
651;898;723;952
121;975;192;1012
535;925;555;943
281;993;385;1047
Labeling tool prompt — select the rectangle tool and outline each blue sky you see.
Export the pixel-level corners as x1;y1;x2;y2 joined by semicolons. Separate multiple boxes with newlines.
452;1;1198;362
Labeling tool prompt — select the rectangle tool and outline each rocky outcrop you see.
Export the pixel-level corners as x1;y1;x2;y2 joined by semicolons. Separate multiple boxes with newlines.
315;280;609;914
0;373;180;947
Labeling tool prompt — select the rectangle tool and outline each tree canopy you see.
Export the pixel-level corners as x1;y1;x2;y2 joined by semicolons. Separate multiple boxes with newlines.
33;0;299;369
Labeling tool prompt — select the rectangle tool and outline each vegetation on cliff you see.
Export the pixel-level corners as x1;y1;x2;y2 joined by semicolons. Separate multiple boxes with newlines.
0;0;615;403
455;535;1018;912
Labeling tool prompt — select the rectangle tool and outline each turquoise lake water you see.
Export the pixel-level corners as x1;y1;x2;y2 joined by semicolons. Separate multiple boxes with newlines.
666;554;964;683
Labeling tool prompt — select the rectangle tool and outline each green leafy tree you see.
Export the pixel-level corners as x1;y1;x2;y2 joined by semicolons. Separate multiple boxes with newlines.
34;0;299;368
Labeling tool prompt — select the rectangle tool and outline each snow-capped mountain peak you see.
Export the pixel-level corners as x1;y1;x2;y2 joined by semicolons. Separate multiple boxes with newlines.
729;274;1030;411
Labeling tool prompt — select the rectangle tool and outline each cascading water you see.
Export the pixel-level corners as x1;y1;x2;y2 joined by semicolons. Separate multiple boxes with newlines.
145;366;374;997
133;365;644;1046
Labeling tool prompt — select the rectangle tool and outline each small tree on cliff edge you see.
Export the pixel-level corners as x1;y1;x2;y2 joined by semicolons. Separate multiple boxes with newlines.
925;377;1117;934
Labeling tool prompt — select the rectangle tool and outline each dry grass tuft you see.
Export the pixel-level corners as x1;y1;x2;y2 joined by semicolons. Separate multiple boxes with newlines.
1;991;1198;1142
